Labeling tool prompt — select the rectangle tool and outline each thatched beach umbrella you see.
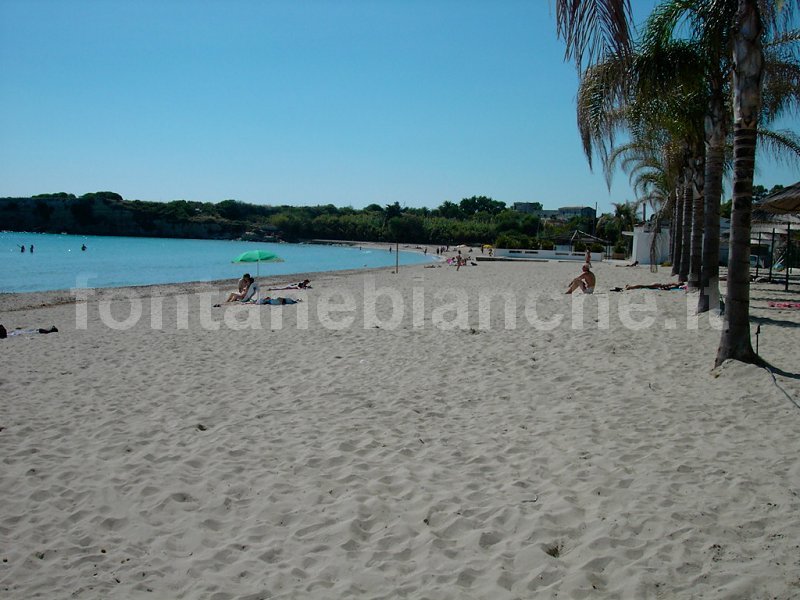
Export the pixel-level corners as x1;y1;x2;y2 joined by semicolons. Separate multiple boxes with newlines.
759;182;800;214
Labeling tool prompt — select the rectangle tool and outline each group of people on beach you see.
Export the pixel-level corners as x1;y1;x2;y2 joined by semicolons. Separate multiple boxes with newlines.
223;273;309;306
205;258;661;304
564;250;689;295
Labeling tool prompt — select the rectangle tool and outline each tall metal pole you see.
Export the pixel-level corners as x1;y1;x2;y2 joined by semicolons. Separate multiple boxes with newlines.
395;241;399;274
768;228;776;282
755;231;761;278
786;223;791;292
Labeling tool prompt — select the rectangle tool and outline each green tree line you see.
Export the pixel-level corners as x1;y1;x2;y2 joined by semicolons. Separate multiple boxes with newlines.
5;193;609;249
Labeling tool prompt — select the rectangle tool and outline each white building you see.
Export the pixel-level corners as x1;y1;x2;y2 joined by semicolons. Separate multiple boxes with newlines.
624;218;734;265
623;224;671;265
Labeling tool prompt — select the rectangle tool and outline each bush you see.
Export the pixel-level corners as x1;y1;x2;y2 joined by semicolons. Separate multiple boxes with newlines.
494;232;533;249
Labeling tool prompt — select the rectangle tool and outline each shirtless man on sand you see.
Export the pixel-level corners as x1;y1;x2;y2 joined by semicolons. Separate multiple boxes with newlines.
566;264;596;294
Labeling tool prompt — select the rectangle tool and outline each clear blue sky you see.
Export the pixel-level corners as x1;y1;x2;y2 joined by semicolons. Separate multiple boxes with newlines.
1;0;796;215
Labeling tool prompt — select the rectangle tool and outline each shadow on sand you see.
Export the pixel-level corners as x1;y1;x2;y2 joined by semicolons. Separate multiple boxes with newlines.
751;314;800;329
767;366;800;381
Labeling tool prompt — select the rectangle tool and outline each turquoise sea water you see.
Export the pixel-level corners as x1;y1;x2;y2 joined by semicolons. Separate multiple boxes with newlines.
0;232;434;293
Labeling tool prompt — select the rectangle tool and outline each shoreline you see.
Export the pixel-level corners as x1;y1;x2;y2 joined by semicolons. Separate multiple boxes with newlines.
0;238;455;313
0;237;441;300
0;239;451;312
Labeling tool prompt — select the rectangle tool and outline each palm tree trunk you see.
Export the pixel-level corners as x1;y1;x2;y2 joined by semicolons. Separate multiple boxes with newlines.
671;188;683;276
688;155;705;290
699;145;724;313
699;77;726;314
715;0;765;367
678;174;692;283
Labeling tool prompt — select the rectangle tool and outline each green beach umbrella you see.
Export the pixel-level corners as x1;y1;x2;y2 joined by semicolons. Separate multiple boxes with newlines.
232;250;283;277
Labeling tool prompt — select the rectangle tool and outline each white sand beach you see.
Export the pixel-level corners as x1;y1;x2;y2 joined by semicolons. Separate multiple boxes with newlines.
2;259;799;599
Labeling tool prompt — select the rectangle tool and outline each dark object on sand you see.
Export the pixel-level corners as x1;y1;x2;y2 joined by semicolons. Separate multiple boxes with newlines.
0;325;58;338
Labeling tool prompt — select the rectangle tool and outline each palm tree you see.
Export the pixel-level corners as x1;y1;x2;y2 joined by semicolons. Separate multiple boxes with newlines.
576;35;707;284
624;144;683;265
647;0;800;315
559;0;799;368
612;201;637;232
715;1;800;366
672;185;685;274
639;0;734;308
715;0;765;366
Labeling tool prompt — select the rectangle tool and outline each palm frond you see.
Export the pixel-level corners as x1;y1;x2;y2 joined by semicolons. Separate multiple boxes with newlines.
556;0;634;69
757;128;800;167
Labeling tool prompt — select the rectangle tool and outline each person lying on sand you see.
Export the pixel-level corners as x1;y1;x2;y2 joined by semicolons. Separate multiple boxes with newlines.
214;291;296;308
256;296;301;305
624;282;685;291
615;260;639;267
267;279;311;291
566;264;595;294
0;324;58;338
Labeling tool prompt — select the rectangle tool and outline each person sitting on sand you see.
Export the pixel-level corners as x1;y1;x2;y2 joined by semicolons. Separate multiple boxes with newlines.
237;273;251;294
1;324;58;338
625;282;685;291
565;264;596;294
226;276;257;302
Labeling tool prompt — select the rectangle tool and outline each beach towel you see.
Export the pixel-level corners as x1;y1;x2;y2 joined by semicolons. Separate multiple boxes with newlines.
767;301;800;309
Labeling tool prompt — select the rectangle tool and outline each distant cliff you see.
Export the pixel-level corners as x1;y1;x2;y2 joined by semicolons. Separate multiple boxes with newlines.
0;192;275;240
